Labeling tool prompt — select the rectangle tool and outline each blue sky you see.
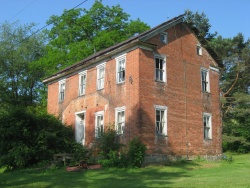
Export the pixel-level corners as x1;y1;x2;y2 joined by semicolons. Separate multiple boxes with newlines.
0;0;249;40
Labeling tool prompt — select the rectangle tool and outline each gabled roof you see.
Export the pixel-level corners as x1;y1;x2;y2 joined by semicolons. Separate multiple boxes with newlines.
43;14;185;84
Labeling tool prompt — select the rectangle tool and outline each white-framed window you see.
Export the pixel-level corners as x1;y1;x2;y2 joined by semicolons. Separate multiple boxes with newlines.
160;32;168;44
95;111;104;138
197;44;202;55
155;54;166;82
155;105;167;136
116;54;126;84
79;71;87;96
203;113;212;139
115;106;126;134
59;79;66;101
201;68;210;92
96;62;106;90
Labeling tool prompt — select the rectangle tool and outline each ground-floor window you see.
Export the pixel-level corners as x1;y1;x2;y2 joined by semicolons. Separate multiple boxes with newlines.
154;105;167;136
115;106;126;134
203;113;212;139
95;111;104;138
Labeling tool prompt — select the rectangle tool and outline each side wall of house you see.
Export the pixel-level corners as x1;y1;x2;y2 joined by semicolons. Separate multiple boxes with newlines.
139;23;222;160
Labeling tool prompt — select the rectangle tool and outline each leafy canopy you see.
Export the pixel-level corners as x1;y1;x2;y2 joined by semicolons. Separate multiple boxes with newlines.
0;21;46;107
42;0;150;76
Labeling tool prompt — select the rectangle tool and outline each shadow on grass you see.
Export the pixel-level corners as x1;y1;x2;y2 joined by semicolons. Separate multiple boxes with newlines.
0;161;201;188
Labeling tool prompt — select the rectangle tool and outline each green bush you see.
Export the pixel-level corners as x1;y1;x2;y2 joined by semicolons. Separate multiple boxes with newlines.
222;135;250;153
0;106;86;169
96;129;146;168
126;137;147;168
94;128;122;159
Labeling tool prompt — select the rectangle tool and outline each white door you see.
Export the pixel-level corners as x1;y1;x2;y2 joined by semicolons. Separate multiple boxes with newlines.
75;112;85;145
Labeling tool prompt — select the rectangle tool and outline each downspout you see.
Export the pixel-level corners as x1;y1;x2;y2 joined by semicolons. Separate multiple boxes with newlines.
178;23;189;159
183;60;189;159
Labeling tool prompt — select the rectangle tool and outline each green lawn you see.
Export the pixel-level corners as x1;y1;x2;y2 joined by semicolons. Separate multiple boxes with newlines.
0;153;249;188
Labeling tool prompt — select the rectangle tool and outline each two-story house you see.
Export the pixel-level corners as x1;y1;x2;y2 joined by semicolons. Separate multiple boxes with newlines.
43;14;222;161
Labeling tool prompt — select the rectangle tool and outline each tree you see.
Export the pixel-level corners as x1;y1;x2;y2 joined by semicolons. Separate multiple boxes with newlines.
211;34;250;152
41;0;150;76
0;21;46;107
185;10;217;44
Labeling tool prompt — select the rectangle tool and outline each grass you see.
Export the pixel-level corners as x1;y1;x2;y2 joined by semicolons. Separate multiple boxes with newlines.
0;153;249;188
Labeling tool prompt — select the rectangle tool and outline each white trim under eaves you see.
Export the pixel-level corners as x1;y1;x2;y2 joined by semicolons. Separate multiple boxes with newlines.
209;66;220;73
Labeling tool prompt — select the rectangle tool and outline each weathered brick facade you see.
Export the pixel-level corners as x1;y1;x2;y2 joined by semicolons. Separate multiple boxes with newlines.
44;15;222;160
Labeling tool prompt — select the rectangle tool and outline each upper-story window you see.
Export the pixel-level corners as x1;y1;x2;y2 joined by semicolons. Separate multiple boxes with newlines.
96;63;106;90
197;44;202;55
160;32;168;44
79;71;87;96
155;54;166;82
95;111;104;138
155;105;167;136
115;106;126;134
201;68;210;92
116;54;126;84
59;79;66;101
203;113;212;139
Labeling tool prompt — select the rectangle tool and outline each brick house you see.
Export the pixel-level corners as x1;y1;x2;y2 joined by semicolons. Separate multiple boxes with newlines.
43;14;222;161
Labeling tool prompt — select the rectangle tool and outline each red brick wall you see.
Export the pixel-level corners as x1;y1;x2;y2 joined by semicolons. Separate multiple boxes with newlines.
138;23;222;157
46;23;222;158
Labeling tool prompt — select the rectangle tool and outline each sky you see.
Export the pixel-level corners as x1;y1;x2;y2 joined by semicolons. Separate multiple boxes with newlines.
0;0;249;40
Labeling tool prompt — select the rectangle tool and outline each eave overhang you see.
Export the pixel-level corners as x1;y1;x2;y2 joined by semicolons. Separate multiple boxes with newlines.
43;40;157;84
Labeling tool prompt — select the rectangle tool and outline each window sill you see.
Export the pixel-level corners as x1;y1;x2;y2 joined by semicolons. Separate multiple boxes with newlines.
155;80;166;83
97;88;104;91
116;81;125;85
204;138;212;141
156;134;168;137
202;91;210;94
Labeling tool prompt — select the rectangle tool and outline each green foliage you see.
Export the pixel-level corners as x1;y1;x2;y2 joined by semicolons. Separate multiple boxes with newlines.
0;21;46;107
185;10;217;43
94;128;122;159
96;130;146;168
0;106;85;169
126;137;147;168
42;0;150;76
222;135;250;153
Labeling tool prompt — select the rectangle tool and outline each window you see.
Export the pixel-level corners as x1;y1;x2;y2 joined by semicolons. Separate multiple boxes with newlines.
115;106;126;134
203;113;212;139
155;54;166;82
116;54;126;83
160;32;168;44
95;111;104;138
197;44;202;55
59;79;66;101
79;71;87;96
155;105;167;135
201;68;210;92
96;63;105;90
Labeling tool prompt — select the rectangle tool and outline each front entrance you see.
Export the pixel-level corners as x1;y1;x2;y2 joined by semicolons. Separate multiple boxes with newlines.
75;111;86;145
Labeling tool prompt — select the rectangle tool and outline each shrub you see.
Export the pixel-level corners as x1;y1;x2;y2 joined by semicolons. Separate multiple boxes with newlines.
94;128;122;159
126;137;147;168
96;130;146;168
222;135;250;153
0;106;85;169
